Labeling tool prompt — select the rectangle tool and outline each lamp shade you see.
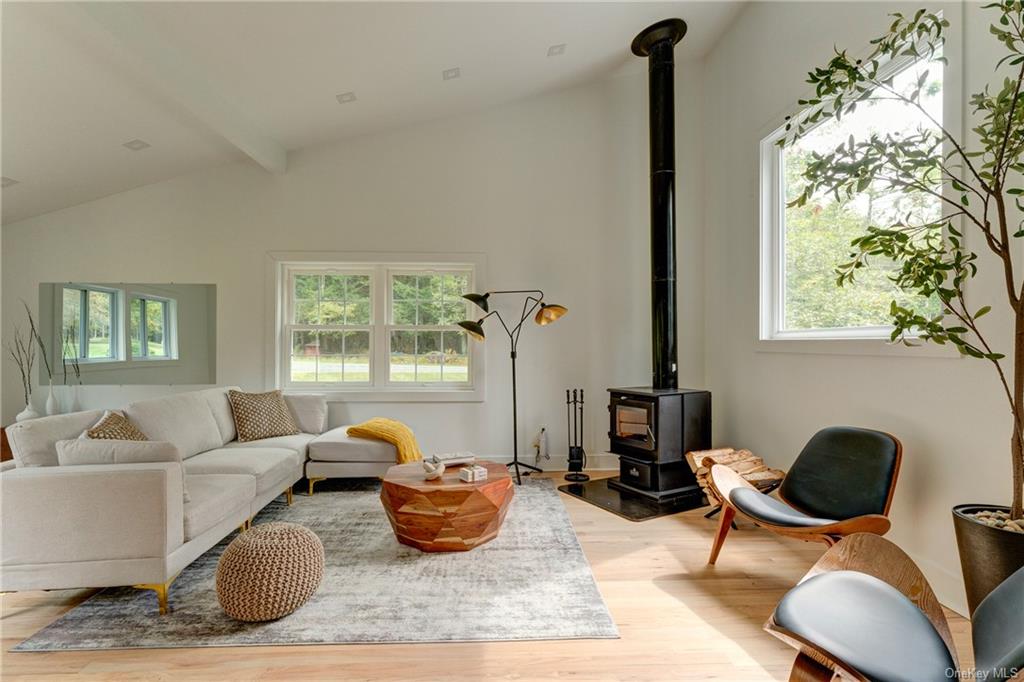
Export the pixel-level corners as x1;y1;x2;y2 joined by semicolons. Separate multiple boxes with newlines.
534;303;568;326
463;292;490;312
458;319;487;341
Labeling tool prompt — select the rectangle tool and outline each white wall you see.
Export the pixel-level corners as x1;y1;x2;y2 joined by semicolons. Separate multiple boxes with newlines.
2;63;706;467
703;1;1014;615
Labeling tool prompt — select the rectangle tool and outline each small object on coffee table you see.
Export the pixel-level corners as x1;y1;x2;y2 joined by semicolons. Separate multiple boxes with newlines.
423;460;445;480
381;459;513;552
432;451;476;467
458;464;488;482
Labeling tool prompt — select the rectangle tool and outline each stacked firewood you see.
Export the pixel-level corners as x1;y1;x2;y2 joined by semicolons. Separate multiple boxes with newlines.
685;448;786;506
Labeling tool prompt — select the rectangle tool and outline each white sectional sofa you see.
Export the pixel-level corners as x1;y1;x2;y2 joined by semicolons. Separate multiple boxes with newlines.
0;386;396;613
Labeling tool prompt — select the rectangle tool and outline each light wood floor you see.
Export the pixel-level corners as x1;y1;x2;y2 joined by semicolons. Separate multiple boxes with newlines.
1;472;971;681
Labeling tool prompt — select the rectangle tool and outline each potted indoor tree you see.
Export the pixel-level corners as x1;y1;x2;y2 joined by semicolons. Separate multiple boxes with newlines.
780;2;1024;614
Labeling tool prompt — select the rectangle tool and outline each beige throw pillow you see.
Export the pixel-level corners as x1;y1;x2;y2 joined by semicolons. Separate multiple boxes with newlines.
56;439;190;503
283;394;328;434
228;390;300;442
85;410;149;441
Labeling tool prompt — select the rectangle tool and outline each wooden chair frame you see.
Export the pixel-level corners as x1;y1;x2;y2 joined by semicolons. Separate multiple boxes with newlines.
763;533;957;682
705;433;902;565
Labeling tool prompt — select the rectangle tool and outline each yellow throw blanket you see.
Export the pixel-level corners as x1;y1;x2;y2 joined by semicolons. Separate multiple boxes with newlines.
347;418;423;464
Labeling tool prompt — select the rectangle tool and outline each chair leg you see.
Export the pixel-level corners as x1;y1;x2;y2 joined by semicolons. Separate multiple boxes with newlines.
308;477;326;496
133;575;177;615
789;652;834;681
708;503;737;565
285;486;293;506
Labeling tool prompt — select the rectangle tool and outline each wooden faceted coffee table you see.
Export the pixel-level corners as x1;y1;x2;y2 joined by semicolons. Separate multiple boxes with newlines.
380;460;514;552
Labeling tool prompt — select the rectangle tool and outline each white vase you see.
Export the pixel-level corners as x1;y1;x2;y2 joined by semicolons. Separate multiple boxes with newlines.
45;380;58;416
15;398;40;422
70;384;82;412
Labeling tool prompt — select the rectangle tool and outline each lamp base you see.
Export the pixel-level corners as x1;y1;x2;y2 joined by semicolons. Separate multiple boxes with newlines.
565;472;590;482
507;459;542;484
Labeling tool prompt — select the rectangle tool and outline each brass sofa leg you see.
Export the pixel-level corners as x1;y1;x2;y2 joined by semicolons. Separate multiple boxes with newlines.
308;477;325;496
133;575;178;615
286;486;294;506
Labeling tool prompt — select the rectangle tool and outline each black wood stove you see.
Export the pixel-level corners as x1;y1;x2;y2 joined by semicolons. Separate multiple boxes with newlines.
607;387;709;503
560;18;712;518
605;18;711;507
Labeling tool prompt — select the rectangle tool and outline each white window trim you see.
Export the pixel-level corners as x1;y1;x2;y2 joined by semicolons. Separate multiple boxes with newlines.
757;7;964;358
59;283;122;364
52;284;181;374
266;251;487;402
129;293;179;361
283;267;376;388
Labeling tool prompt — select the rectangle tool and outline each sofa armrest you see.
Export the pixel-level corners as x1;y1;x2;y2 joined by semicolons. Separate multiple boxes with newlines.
1;463;185;567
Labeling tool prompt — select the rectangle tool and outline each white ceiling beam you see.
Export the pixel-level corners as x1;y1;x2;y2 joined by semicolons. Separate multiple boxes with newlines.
78;3;287;174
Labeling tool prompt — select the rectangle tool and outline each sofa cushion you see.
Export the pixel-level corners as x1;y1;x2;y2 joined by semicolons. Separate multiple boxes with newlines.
55;439;190;503
199;387;241;445
124;392;223;460
228;390;300;442
183;447;300;495
308;426;397;463
183;474;255;541
283;394;328;435
225;433;315;457
85;410;149;441
6;410;104;467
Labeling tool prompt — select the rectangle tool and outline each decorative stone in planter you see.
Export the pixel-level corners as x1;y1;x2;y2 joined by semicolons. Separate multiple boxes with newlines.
952;504;1024;616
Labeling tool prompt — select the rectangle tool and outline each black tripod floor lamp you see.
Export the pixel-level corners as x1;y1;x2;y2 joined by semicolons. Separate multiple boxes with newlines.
458;290;567;484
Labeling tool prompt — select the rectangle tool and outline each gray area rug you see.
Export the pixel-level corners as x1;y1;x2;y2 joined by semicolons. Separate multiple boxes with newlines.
14;478;617;651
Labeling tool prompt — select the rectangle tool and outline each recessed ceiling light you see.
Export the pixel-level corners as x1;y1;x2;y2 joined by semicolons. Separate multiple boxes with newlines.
1;176;19;188
122;139;151;151
547;43;567;57
442;67;461;81
336;91;357;104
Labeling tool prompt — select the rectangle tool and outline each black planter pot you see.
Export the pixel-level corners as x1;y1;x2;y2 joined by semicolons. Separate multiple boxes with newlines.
952;503;1024;616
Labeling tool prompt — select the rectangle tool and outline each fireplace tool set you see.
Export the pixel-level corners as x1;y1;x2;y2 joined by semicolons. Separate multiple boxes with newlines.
566;389;589;482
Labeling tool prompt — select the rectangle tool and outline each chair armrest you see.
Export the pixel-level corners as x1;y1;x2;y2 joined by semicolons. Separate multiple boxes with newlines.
1;463;185;567
706;462;759;507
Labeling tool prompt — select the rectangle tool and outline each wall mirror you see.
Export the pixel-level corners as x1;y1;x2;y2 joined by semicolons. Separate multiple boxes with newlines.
37;283;216;385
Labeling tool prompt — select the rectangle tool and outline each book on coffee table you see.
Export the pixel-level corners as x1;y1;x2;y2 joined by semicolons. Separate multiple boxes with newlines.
431;452;476;467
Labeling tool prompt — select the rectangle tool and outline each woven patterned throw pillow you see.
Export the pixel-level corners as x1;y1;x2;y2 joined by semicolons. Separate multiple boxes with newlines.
228;390;300;442
86;410;149;441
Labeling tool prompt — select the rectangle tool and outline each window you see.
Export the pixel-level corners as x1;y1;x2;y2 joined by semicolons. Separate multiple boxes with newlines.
279;261;477;393
389;272;469;384
60;285;178;364
760;50;944;340
61;285;119;361
287;272;373;384
130;296;175;359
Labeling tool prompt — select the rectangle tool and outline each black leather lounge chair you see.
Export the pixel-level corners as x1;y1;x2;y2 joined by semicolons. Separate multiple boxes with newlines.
765;533;1024;682
706;426;902;565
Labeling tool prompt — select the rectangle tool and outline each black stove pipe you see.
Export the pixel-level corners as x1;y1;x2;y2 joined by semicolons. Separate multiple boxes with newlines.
632;19;687;391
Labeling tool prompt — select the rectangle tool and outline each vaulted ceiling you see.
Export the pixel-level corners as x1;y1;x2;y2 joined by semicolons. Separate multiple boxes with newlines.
1;1;744;224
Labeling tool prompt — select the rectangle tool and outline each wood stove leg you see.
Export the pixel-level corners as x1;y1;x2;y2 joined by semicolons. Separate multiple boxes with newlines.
708;503;736;565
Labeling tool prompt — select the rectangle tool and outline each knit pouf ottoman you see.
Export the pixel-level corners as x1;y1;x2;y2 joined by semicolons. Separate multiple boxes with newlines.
216;522;324;622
